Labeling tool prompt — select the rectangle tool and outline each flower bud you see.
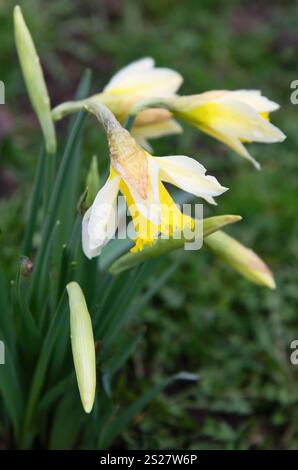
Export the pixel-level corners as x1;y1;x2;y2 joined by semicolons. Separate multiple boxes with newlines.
205;231;276;289
66;282;96;413
14;5;56;154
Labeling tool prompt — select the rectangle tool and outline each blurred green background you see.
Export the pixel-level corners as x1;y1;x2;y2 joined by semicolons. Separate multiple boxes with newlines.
1;0;298;449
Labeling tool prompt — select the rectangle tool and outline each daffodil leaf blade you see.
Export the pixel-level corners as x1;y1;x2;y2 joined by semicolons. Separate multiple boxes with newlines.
100;371;199;449
0;342;24;438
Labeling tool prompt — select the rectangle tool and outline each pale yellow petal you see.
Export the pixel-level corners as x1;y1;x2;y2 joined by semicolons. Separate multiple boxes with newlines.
224;90;280;113
155;155;228;203
104;57;183;97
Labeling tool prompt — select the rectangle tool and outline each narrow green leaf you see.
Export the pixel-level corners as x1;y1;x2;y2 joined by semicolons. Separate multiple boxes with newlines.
66;70;92;134
0;266;15;348
128;259;180;318
22;146;46;254
109;215;242;275
29;110;87;305
100;372;199;449
100;239;133;272
97;262;156;343
43;152;56;214
38;373;74;411
103;259;179;346
92;273;116;326
23;294;67;439
58;68;92;243
0;341;24;439
32;220;61;318
15;268;40;357
85;155;100;209
102;327;145;379
49;385;84;450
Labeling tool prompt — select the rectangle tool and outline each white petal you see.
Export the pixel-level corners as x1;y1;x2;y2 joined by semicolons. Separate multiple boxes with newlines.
104;57;183;97
104;58;155;90
213;131;262;170
82;208;102;259
85;177;120;257
155;155;228;203
224;90;280;113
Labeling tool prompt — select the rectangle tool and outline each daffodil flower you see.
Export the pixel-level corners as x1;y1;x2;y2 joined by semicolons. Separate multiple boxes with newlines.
169;90;286;169
52;58;183;150
100;58;183;149
82;103;227;259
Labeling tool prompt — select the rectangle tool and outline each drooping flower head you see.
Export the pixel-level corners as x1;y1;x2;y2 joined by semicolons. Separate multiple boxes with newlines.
166;90;286;169
82;103;227;259
52;59;285;167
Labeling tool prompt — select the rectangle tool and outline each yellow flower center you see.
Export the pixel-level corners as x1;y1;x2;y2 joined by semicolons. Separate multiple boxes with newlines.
110;165;194;252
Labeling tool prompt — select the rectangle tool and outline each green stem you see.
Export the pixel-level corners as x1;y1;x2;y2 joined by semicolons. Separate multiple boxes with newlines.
51;99;87;121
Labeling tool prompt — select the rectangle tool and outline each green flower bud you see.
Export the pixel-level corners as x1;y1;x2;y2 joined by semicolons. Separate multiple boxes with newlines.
14;5;56;154
66;282;96;413
205;230;276;289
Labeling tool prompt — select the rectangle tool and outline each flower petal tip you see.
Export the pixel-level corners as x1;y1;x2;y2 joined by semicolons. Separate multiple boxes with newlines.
83;399;94;414
251;158;261;171
279;131;287;142
265;274;276;290
227;215;242;224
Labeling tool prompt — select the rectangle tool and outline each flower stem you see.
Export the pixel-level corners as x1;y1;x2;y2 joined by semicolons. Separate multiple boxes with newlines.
51;99;87;121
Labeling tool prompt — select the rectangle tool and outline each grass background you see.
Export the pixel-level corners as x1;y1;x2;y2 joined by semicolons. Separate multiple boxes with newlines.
0;0;298;449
